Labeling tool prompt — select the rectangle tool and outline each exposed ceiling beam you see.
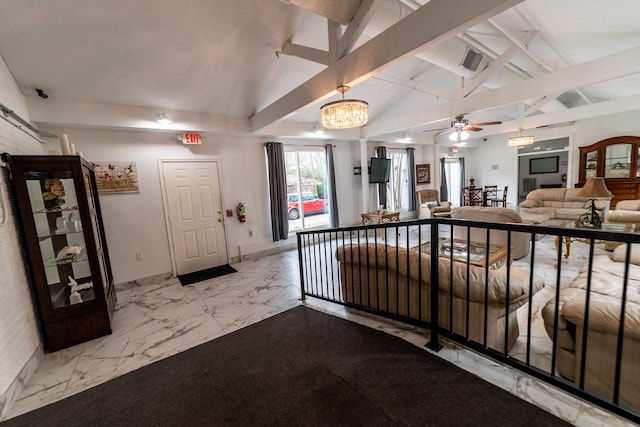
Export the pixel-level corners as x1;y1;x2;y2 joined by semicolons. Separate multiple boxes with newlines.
363;44;640;137
249;0;523;132
279;42;329;65
459;31;538;98
337;0;376;59
525;92;563;116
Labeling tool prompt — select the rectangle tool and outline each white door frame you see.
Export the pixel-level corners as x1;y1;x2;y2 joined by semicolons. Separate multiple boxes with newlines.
158;158;230;276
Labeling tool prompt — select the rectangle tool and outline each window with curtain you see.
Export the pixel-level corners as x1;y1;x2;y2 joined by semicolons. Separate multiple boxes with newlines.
444;158;463;207
284;147;330;231
387;150;409;212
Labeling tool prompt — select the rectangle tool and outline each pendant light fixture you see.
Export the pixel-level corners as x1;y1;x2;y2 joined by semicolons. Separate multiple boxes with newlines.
508;128;535;147
320;85;368;129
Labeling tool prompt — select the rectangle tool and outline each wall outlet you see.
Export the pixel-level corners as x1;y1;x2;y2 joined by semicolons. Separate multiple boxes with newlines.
136;251;144;261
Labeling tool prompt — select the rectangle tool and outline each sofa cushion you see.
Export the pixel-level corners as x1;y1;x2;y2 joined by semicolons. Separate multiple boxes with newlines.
519;199;539;208
607;210;640;223
612;243;640;265
616;200;640;211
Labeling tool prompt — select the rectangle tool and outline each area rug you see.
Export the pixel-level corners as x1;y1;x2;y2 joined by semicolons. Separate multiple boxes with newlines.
178;264;237;286
2;306;569;427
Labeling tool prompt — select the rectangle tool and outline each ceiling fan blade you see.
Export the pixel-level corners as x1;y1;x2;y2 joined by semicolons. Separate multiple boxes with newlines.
465;126;483;132
421;126;451;133
470;121;502;127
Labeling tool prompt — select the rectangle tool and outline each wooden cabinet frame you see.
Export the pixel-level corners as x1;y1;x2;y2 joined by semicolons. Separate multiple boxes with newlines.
3;154;116;351
578;136;640;208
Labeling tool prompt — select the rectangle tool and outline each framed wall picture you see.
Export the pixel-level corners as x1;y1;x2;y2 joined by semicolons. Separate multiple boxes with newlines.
416;163;431;184
92;161;140;193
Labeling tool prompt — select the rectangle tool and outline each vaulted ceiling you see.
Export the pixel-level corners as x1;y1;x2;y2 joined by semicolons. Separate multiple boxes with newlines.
1;0;639;145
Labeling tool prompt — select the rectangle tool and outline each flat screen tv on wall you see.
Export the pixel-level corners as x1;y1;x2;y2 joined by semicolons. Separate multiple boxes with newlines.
369;158;391;183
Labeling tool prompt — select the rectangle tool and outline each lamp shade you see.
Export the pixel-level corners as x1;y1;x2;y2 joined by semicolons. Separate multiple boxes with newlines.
576;177;612;198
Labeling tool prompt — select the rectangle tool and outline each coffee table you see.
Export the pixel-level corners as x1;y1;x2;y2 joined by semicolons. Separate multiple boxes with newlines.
414;237;509;269
555;220;632;258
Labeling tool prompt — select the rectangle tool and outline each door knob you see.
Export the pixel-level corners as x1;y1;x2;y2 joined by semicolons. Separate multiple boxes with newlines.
217;211;222;222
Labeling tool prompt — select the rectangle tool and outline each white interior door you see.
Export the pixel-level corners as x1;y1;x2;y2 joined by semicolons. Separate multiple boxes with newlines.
162;161;228;275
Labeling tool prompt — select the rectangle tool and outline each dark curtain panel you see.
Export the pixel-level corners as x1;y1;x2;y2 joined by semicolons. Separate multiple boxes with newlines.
459;157;466;207
439;157;448;202
325;144;339;227
375;146;387;209
265;142;289;241
406;148;416;211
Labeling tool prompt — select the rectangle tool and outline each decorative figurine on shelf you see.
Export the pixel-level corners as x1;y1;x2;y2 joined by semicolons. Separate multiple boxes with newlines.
68;276;82;304
68;211;82;231
68;276;93;305
42;178;66;211
55;244;83;262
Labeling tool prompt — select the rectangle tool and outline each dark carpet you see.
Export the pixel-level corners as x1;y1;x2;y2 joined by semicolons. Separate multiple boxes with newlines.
2;306;570;427
178;264;237;286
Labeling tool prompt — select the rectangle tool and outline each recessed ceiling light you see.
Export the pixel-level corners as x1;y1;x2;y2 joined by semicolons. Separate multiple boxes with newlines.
156;113;173;125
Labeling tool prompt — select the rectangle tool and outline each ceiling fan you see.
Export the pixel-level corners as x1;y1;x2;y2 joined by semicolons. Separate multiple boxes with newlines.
447;114;502;133
425;114;502;143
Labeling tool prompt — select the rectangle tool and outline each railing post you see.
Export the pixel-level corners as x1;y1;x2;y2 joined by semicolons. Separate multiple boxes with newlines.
297;232;306;301
427;219;442;351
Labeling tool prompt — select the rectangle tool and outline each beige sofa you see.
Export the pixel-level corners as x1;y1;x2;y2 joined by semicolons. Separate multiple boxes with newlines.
450;206;531;259
542;245;640;410
518;188;611;224
336;243;544;352
606;199;640;230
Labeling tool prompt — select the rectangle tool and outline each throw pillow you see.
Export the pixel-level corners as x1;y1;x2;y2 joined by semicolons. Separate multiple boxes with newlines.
612;243;640;266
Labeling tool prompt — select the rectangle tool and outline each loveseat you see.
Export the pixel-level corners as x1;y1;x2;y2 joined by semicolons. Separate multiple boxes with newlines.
450;206;531;259
605;199;640;230
518;188;611;224
336;243;544;352
541;244;640;409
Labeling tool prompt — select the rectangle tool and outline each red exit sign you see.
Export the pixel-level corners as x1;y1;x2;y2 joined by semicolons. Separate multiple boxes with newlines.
181;133;202;145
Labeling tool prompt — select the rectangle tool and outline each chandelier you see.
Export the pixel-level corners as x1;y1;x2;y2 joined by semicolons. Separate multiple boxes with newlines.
320;86;368;129
508;128;534;147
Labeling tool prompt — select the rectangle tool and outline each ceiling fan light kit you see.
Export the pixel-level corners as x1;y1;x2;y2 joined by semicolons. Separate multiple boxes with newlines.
449;130;469;142
320;86;368;129
508;128;535;147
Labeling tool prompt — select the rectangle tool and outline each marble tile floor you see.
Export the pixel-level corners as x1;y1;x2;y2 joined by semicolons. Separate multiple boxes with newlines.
2;239;635;426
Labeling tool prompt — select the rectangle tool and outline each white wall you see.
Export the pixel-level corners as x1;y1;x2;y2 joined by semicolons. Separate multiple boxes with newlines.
37;130;365;284
0;56;46;418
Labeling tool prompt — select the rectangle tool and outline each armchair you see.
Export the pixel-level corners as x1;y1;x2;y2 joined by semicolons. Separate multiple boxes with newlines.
417;189;452;219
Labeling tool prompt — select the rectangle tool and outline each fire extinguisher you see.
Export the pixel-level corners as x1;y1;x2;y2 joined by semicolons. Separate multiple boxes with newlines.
237;203;246;223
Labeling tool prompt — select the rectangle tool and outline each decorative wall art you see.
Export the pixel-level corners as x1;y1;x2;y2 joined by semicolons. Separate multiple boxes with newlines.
416;163;431;184
93;161;139;193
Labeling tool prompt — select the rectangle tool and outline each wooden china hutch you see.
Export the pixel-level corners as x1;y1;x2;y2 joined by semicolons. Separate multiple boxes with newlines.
578;136;640;209
3;154;115;351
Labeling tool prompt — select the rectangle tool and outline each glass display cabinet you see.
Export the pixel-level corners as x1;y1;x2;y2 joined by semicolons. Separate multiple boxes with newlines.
2;154;115;351
578;136;640;208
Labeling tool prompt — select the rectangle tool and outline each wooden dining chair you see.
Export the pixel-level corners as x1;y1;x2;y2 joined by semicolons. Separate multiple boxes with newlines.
484;185;498;206
468;187;483;206
491;185;508;207
463;187;471;206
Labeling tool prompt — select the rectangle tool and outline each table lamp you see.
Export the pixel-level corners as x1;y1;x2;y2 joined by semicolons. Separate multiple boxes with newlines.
575;177;612;228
